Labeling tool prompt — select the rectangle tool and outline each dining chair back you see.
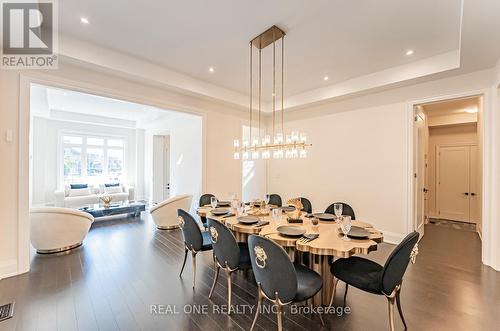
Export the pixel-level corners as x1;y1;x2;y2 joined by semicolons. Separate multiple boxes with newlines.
178;209;203;251
268;194;283;207
199;194;215;227
325;202;356;220
207;219;240;269
248;235;297;303
381;231;420;295
300;197;312;213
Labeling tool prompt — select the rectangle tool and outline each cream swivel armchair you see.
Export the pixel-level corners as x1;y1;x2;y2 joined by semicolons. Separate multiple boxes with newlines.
30;207;94;254
150;194;193;230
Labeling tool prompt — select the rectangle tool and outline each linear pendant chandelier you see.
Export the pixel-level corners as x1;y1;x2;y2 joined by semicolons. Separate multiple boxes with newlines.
233;25;311;160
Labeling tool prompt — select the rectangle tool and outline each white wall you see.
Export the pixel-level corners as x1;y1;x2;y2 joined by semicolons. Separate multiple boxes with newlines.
142;112;203;204
31;116;137;205
268;103;409;241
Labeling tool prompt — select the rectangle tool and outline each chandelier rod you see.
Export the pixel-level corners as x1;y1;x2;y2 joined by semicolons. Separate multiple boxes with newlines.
258;40;262;140
272;28;276;140
249;42;253;145
281;35;285;135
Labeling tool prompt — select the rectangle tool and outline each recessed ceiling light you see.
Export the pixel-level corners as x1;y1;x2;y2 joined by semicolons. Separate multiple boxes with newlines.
406;49;414;56
80;17;89;24
323;76;329;81
209;67;215;73
465;107;478;114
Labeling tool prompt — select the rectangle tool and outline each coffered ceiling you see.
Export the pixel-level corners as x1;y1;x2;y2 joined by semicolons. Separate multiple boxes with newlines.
57;0;500;109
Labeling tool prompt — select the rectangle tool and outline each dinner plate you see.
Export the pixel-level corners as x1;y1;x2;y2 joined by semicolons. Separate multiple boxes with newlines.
211;208;231;216
237;215;260;224
313;213;336;220
277;225;306;237
345;226;370;239
280;206;296;212
217;201;231;207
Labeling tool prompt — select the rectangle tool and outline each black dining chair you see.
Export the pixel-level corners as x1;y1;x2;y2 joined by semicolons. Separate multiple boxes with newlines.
267;194;282;207
248;235;324;331
207;219;252;313
300;197;312;214
178;209;213;289
199;194;215;228
325;202;356;220
329;231;420;331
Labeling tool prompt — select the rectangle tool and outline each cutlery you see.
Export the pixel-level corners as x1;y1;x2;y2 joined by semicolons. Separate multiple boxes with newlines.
297;234;319;244
222;213;235;218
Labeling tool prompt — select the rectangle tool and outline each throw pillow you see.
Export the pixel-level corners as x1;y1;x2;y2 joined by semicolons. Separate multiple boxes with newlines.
70;183;88;189
104;183;120;187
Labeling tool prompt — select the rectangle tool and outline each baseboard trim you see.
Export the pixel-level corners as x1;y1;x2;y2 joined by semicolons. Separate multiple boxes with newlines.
381;230;405;245
0;260;19;279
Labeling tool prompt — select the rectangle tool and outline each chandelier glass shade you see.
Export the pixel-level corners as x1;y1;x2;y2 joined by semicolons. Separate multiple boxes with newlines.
233;26;311;160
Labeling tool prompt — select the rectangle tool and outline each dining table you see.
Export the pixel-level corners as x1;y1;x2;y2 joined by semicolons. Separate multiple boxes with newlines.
197;205;384;306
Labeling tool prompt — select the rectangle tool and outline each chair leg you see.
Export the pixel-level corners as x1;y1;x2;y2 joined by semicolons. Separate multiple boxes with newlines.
179;248;188;277
191;251;197;289
328;277;339;308
250;287;264;331
276;302;283;331
395;288;408;329
209;265;220;299
310;303;325;326
226;270;233;314
387;295;396;331
343;283;349;308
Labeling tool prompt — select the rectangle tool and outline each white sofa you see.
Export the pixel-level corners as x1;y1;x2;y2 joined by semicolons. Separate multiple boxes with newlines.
54;184;135;208
30;207;94;254
150;194;193;230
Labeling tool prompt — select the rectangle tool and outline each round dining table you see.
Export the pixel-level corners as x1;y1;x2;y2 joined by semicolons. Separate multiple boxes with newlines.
197;206;383;306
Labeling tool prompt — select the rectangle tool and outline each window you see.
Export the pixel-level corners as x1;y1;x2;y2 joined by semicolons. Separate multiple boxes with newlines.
61;134;125;185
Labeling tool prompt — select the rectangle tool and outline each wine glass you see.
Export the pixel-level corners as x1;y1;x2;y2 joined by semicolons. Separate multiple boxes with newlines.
237;202;245;216
210;197;218;209
333;203;343;222
340;215;352;241
231;198;239;212
272;207;281;225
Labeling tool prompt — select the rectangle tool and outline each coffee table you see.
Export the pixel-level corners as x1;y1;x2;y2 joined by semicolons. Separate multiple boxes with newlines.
79;200;147;219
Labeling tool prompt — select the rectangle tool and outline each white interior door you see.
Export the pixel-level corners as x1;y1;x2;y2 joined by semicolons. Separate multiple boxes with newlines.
414;107;426;238
469;145;480;223
437;146;470;222
152;135;170;204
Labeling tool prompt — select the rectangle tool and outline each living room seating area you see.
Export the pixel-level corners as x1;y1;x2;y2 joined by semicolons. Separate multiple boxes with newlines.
54;183;135;208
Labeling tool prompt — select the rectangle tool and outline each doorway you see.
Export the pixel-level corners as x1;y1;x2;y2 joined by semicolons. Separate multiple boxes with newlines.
152;135;170;204
413;96;483;239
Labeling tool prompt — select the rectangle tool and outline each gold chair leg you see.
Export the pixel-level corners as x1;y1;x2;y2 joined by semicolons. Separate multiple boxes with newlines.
209;265;220;299
191;251;197;289
328;277;339;308
250;287;264;331
276;303;283;331
226;270;233;314
387;295;396;331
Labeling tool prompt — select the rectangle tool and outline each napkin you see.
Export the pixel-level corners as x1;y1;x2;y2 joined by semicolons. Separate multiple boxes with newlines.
303;233;320;240
255;220;270;227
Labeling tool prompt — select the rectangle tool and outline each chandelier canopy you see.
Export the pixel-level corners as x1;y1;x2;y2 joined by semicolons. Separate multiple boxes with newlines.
233;25;311;160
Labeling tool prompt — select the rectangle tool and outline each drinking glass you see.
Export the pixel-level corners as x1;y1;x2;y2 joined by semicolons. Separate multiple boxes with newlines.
210;197;218;209
340;215;352;241
272;208;281;225
333;203;343;222
237;202;245;216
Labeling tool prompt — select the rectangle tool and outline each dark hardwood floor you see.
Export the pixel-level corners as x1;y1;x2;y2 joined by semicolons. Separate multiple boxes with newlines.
1;214;499;331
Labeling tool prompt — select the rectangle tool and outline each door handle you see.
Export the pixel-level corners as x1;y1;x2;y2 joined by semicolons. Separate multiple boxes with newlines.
463;192;469;196
423;188;429;193
470;193;476;196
